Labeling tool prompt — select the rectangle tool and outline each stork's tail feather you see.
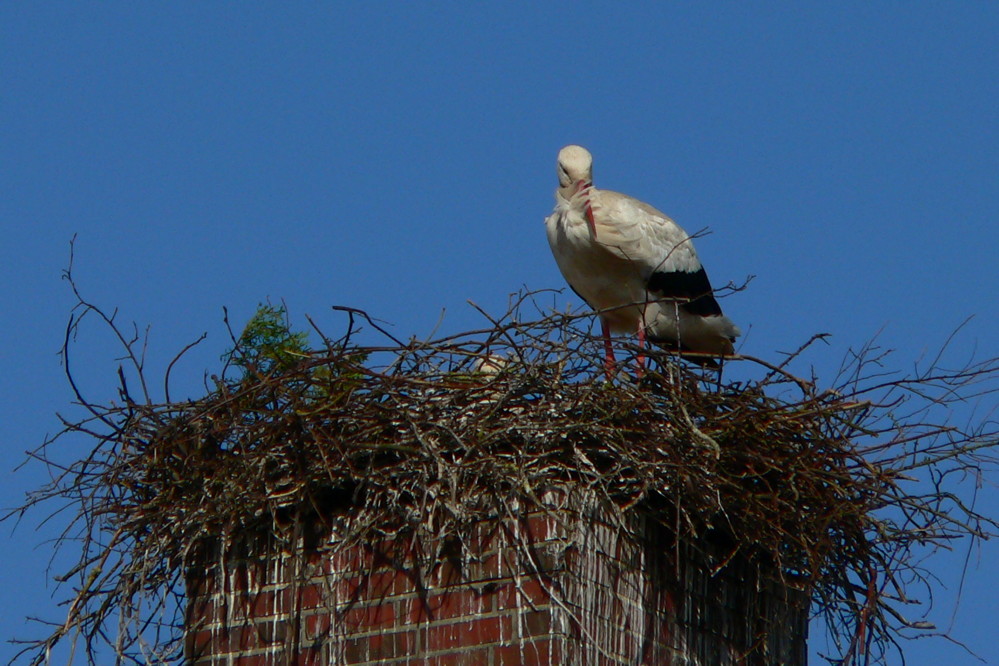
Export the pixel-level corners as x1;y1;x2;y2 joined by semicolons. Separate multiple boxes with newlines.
646;339;730;368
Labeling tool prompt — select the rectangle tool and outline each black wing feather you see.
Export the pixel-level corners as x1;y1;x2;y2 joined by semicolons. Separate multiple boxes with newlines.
646;268;723;317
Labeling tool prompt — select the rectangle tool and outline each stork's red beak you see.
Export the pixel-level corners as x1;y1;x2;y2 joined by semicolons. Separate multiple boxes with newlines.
576;180;597;238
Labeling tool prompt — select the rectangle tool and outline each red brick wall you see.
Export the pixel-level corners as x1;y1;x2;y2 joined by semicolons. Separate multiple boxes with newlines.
185;490;807;665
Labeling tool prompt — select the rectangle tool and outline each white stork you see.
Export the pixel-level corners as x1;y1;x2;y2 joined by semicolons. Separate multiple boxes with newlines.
545;145;740;376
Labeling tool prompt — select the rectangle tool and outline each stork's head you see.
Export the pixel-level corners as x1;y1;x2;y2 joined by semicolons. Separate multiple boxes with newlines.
556;145;593;196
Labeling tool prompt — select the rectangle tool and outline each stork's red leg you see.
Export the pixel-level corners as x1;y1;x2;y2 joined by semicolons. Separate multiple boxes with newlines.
601;318;616;379
635;321;647;378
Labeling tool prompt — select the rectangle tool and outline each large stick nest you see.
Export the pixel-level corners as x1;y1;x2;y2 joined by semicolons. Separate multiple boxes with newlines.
8;286;999;665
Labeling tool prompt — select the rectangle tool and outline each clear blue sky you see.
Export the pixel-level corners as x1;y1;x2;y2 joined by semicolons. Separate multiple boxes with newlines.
2;4;997;664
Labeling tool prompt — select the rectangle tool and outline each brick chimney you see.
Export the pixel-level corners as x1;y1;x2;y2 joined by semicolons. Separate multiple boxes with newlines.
185;488;807;665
